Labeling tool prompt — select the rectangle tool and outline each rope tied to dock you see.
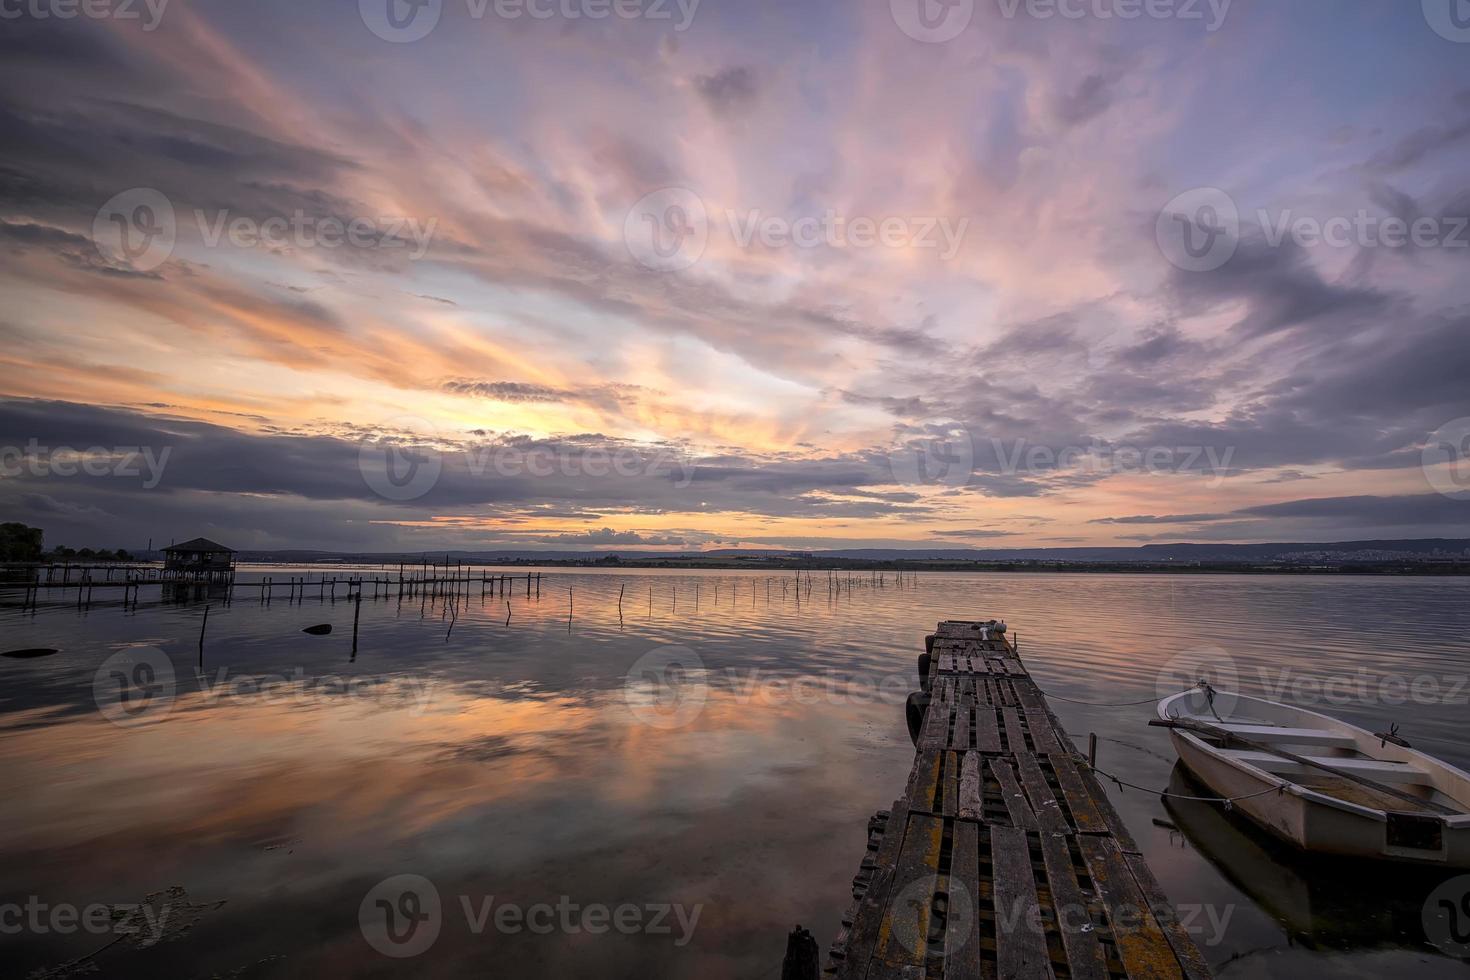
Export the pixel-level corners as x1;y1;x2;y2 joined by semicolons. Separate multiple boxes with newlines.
1088;764;1287;808
1031;684;1202;708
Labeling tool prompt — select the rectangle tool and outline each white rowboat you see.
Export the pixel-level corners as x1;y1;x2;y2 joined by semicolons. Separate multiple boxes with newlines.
1157;688;1470;867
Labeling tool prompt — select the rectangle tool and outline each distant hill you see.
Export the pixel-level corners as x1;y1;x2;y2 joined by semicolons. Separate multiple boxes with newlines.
225;539;1470;566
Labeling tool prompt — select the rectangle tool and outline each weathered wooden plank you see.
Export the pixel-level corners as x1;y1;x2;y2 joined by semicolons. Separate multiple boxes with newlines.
989;759;1037;831
1014;753;1068;835
952;702;972;751
989;826;1052;979
872;813;945;973
958;751;983;821
945;819;984;980
1123;852;1213;980
1025;719;1062;755
1049;753;1109;834
907;749;943;811
1078;836;1184;980
1037;832;1108;980
919;699;951;751
972;706;1003;753
1001;706;1028;754
834;800;910;979
943;751;959;818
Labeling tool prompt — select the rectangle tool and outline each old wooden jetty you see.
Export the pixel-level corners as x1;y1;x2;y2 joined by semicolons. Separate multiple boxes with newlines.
792;620;1211;980
0;566;546;611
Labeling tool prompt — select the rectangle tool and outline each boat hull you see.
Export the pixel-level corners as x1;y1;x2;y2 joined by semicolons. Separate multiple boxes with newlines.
1171;730;1470;868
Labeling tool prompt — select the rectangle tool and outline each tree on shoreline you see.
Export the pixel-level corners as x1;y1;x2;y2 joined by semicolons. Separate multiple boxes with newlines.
0;523;44;562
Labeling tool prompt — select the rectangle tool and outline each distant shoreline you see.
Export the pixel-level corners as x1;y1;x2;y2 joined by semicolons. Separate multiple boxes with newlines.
227;558;1470;576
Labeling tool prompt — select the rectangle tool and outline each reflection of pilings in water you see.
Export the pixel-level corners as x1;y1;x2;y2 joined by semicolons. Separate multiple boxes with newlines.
197;604;209;668
352;593;361;656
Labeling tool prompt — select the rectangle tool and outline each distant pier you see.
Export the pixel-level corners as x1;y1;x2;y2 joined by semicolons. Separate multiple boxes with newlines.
793;620;1211;980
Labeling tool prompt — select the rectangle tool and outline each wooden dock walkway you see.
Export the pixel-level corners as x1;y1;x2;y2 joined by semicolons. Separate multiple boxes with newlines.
813;620;1211;980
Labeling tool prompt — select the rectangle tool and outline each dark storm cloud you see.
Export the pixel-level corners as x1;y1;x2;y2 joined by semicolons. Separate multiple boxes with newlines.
1237;494;1470;525
1090;514;1233;525
0;399;938;545
1165;236;1391;340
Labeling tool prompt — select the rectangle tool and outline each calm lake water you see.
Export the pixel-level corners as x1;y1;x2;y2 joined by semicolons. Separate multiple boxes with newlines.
2;568;1469;978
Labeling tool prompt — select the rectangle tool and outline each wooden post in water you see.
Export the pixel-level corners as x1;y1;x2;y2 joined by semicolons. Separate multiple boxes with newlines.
351;592;362;656
198;604;209;665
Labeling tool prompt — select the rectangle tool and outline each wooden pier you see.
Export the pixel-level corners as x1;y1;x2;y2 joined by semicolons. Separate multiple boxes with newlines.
810;620;1211;980
0;566;545;611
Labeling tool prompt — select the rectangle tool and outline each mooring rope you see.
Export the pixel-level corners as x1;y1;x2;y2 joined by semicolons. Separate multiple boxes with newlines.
1087;765;1286;810
1036;691;1172;707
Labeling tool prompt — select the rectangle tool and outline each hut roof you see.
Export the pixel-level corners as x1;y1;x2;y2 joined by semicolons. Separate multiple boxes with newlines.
164;537;236;554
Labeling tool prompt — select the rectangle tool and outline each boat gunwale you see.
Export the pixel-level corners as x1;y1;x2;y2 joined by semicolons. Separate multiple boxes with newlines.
1157;690;1470;826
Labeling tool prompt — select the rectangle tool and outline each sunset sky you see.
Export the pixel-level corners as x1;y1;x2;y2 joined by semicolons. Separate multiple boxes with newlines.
2;0;1469;552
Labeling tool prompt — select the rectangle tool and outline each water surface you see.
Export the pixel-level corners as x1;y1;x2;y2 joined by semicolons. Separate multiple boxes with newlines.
2;569;1468;977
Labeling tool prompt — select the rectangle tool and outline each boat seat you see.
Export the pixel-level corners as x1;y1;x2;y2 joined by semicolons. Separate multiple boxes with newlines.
1211;723;1357;749
1222;749;1431;786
